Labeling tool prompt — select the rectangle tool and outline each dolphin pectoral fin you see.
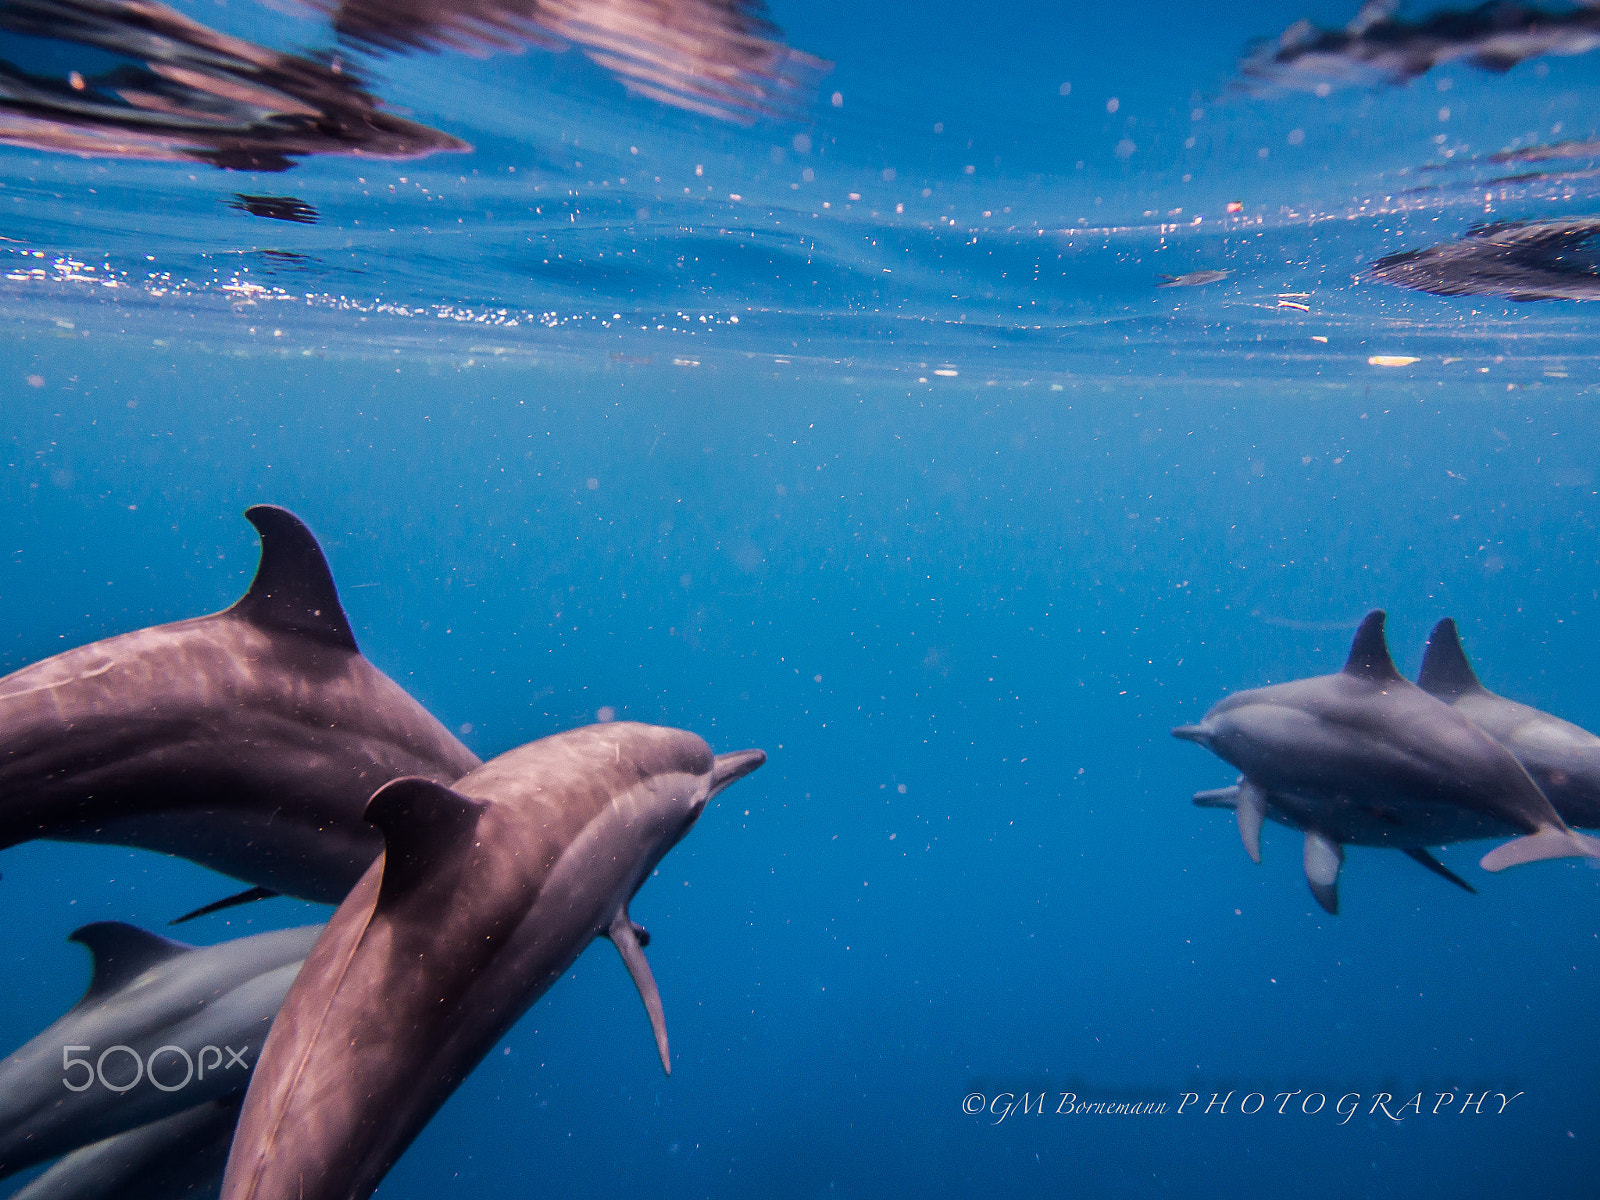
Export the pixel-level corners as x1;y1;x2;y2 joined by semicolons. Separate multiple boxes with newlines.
364;777;487;908
68;922;194;1004
710;749;767;796
1303;831;1344;915
169;885;281;925
1402;848;1477;894
606;909;671;1076
1480;827;1600;872
228;505;359;652
1235;780;1267;865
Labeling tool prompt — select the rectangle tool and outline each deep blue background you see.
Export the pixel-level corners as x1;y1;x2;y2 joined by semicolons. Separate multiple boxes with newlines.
0;336;1597;1197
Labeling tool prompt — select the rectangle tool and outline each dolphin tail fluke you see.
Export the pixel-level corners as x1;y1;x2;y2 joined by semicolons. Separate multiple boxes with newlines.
1480;827;1600;872
1304;830;1344;915
169;885;281;925
607;909;671;1076
1402;848;1477;894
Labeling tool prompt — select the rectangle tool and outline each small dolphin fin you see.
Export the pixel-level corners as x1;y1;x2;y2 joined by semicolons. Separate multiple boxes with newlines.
607;909;671;1076
1192;784;1240;808
169;885;281;925
228;505;358;653
1342;611;1404;684
1480;826;1600;872
1303;831;1345;915
711;748;767;795
1402;847;1477;894
69;922;193;1004
365;777;487;906
1235;780;1268;865
1417;618;1485;701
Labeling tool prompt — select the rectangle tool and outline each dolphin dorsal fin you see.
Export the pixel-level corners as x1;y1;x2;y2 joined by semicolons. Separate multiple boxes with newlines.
68;922;193;1005
1417;618;1485;700
228;505;357;653
1342;610;1403;683
364;777;486;908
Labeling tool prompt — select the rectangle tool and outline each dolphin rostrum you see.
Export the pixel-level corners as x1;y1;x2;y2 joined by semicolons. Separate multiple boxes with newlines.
0;922;320;1180
9;1096;240;1200
220;722;765;1200
0;505;481;904
1174;610;1600;913
1420;617;1600;830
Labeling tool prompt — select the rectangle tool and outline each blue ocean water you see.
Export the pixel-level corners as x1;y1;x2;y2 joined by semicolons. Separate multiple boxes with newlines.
2;0;1599;1196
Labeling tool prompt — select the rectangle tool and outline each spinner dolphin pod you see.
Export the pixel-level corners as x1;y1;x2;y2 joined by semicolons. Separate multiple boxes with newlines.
1175;610;1600;913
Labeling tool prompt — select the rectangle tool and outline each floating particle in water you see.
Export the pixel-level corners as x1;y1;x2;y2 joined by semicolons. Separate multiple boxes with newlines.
228;195;321;224
1368;218;1600;301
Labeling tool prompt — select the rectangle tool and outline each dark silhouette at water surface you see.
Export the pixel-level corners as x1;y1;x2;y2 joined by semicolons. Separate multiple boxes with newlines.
1369;218;1600;301
228;195;321;223
314;0;826;122
0;0;467;169
1242;0;1600;92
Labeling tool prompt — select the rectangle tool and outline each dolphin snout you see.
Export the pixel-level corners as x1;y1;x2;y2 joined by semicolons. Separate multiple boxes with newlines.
710;748;766;795
1172;724;1212;746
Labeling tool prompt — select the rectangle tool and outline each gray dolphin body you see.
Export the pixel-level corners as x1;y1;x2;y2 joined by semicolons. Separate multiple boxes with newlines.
1420;618;1600;830
10;1096;239;1200
0;505;481;904
220;722;764;1200
0;922;320;1179
1174;610;1600;912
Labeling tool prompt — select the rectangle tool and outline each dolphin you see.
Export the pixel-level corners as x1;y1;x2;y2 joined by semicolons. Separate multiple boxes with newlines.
0;505;481;905
1420;617;1600;829
1192;777;1478;896
0;922;319;1179
1173;610;1600;913
220;722;765;1200
9;1096;239;1200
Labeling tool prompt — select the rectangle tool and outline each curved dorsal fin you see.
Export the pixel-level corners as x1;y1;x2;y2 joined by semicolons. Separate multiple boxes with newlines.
1417;618;1485;700
1342;610;1403;683
228;505;357;653
68;922;193;1005
364;777;486;911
